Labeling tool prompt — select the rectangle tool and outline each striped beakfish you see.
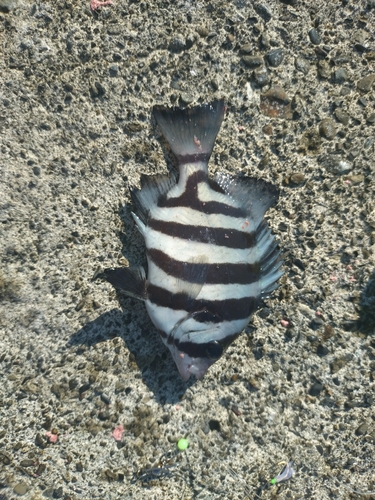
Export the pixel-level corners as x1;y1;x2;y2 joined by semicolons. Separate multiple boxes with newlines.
98;101;282;380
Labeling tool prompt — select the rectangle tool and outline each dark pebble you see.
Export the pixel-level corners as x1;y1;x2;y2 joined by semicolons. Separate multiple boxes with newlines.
266;48;284;67
355;423;368;436
109;64;119;77
309;28;321;45
358;97;367;107
168;35;185;53
33;166;41;176
242;55;263;68
100;393;111;405
317;344;329;357
357;74;375;92
253;67;270;87
79;383;91;395
254;3;272;22
334;109;349;125
334;68;348;84
309;382;323;396
53;486;64;498
366;113;375;124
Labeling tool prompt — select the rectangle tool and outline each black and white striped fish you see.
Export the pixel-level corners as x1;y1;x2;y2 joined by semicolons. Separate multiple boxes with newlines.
97;100;282;380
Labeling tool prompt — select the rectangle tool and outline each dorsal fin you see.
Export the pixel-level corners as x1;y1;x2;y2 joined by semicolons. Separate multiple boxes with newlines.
130;173;176;224
214;172;279;226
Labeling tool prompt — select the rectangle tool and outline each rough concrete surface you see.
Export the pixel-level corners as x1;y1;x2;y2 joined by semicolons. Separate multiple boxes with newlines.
1;0;375;498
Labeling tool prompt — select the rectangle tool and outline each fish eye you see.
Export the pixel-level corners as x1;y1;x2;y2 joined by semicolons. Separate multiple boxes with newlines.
206;341;223;360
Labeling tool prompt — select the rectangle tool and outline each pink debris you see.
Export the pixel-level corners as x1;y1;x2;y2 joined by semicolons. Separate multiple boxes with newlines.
330;275;338;282
46;431;58;444
112;425;124;442
281;319;289;328
90;0;112;11
316;310;322;316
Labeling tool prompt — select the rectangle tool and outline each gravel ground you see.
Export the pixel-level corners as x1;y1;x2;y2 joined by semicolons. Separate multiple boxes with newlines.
1;0;375;499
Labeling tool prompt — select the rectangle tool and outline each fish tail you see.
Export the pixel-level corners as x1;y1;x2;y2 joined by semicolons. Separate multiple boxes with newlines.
153;100;225;165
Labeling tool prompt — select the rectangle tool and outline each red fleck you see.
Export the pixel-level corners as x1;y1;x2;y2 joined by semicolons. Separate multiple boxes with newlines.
231;405;242;416
316;310;322;316
224;234;229;239
46;431;58;444
175;405;181;410
112;425;124;442
330;276;338;282
193;135;202;151
238;125;244;131
90;0;112;11
346;265;352;271
281;319;289;328
245;220;249;226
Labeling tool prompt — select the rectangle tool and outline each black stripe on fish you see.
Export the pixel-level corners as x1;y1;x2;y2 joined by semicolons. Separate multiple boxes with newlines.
147;284;259;321
157;327;238;359
158;170;248;218
148;218;255;249
175;334;238;359
147;248;261;285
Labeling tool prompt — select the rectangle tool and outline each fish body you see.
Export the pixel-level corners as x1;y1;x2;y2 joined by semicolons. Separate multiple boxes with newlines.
99;101;282;380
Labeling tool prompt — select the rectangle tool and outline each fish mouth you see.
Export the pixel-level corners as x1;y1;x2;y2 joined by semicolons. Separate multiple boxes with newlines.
169;346;213;381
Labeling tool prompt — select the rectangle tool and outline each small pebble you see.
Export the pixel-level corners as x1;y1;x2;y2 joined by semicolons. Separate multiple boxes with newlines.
13;483;29;496
254;2;272;22
180;92;194;104
334;109;349;125
295;57;310;74
260;86;291;118
262;124;273;135
317;60;330;79
239;43;252;54
309;382;323;396
319;118;336;140
357;74;375;92
242;55;263;68
309;28;321;45
355;423;368;436
253;67;269;87
334;68;348;84
169;35;185;52
366;113;375;124
266;48;284;67
109;64;119;77
290;172;305;184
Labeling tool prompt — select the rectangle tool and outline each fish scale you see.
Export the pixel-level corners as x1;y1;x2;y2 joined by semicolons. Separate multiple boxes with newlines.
96;100;282;381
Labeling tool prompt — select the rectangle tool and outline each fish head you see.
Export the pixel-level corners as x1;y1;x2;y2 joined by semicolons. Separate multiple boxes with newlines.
168;326;225;381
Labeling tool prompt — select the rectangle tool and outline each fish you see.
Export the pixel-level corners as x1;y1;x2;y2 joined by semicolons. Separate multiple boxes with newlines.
96;100;282;381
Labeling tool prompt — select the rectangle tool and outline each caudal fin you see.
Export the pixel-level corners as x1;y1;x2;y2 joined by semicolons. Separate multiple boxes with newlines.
153;100;225;164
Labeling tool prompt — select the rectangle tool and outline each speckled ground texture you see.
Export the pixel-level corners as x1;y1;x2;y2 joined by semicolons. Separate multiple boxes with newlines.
1;0;375;498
